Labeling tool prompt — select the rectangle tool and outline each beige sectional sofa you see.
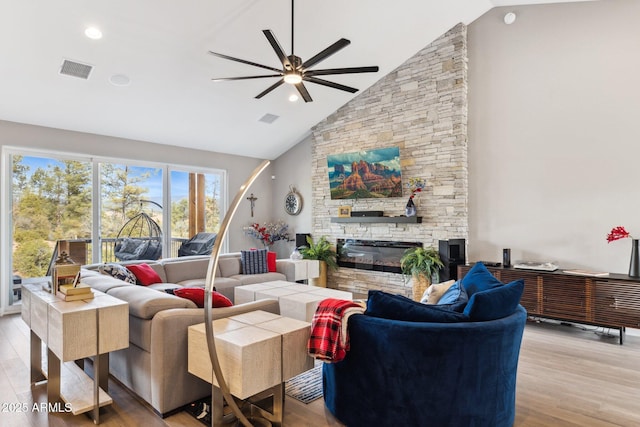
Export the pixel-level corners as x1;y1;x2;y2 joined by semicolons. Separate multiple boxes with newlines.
81;253;299;416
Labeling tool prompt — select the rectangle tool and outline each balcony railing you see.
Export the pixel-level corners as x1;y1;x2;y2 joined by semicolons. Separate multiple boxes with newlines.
101;237;189;263
10;237;191;305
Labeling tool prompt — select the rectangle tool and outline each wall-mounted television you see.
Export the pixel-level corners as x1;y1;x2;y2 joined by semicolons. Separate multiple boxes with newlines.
327;147;402;200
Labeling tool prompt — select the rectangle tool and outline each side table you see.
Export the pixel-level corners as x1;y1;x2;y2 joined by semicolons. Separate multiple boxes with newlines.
21;284;128;424
188;310;313;426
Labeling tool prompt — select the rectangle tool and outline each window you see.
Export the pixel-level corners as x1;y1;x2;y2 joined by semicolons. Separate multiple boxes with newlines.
170;169;222;235
11;153;92;281
1;148;226;313
100;163;163;262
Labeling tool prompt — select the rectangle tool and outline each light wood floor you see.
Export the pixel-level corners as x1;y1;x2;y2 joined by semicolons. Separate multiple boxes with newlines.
1;313;638;427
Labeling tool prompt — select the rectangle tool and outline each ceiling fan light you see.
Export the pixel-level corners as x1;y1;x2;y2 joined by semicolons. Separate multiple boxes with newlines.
283;72;302;85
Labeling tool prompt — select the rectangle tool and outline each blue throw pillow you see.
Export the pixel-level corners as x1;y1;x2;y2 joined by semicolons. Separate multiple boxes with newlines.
437;280;469;305
463;279;525;321
460;262;503;296
366;290;469;323
240;249;268;274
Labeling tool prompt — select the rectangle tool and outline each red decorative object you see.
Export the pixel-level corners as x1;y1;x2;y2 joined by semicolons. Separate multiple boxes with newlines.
126;263;163;286
267;251;277;272
243;221;289;247
173;288;233;308
607;226;632;243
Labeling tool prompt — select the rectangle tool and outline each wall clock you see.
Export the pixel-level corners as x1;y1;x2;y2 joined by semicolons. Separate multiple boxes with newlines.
285;187;303;215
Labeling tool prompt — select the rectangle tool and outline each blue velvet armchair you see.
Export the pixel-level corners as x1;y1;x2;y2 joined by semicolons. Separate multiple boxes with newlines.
322;305;527;427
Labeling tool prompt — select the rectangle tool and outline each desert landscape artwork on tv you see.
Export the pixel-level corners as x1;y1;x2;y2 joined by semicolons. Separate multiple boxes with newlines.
327;147;402;200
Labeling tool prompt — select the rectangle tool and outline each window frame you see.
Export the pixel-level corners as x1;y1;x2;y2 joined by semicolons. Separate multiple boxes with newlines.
1;146;227;315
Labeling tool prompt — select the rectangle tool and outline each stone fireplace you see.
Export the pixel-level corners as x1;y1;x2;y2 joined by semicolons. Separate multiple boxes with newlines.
310;24;469;297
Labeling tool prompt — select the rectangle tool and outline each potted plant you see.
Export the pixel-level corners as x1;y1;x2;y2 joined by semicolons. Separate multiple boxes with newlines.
400;246;444;301
299;236;338;287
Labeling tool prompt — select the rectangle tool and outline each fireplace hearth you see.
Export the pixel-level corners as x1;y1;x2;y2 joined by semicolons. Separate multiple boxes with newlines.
337;239;422;274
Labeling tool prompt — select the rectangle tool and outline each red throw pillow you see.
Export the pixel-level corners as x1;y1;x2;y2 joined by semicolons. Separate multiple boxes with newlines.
267;251;277;273
126;263;162;286
173;288;233;308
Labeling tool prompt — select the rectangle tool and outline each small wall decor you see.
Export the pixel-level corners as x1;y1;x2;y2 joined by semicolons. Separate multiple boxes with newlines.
405;178;426;217
338;206;352;218
285;186;303;215
246;193;258;217
243;221;290;248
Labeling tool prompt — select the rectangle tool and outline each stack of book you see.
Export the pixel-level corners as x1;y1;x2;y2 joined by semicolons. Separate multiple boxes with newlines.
57;283;94;301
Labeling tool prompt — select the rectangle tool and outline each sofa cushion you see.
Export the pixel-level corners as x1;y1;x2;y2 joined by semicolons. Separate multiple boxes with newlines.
99;263;137;284
107;285;197;319
127;263;163;286
366;291;469;323
231;272;287;286
463;280;525;321
241;249;268;274
162;257;210;284
147;283;183;293
176;278;206;288
81;269;134;293
437;281;468;305
460;262;503;296
170;288;233;308
218;256;242;277
208;277;242;302
421;280;455;304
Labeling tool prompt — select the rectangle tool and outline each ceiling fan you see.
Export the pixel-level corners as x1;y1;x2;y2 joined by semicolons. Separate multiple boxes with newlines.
208;0;379;103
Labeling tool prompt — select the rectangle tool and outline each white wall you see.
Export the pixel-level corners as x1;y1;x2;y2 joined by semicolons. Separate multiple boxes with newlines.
467;0;640;273
270;134;314;257
0;119;274;253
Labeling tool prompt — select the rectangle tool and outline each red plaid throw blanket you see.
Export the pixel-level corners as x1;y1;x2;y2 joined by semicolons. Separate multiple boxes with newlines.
307;298;365;363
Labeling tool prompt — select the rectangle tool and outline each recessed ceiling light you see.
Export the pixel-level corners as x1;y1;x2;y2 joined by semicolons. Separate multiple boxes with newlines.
109;74;131;86
289;94;299;102
503;12;516;25
85;27;103;40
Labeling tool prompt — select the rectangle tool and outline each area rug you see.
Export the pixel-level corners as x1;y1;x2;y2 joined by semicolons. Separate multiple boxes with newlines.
284;362;323;404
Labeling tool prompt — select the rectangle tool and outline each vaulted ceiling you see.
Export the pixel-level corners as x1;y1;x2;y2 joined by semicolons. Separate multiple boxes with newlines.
0;0;590;159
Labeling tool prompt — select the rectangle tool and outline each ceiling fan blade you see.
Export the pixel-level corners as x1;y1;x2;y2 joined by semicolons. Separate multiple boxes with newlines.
301;38;351;69
304;76;358;93
208;51;282;73
255;79;285;99
306;66;379;76
262;30;293;70
212;74;282;82
295;82;313;103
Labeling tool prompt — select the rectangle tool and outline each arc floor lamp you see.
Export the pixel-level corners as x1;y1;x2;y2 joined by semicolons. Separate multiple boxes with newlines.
203;160;271;427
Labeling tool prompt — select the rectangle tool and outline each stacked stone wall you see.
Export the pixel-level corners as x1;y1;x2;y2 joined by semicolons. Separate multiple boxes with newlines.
310;24;469;296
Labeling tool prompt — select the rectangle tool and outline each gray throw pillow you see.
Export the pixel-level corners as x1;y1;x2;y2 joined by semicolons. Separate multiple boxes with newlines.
240;249;268;274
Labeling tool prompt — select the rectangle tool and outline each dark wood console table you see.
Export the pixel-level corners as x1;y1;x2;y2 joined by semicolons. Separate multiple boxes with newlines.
458;264;640;344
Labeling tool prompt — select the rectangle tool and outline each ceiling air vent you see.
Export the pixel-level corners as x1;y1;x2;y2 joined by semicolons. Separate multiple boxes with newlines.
258;113;279;124
59;59;93;79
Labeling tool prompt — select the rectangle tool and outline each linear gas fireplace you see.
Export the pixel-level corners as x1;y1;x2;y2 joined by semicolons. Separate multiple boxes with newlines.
337;239;422;274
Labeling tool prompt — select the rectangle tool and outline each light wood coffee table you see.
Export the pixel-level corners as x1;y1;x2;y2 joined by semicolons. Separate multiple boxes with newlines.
188;310;313;426
235;281;353;322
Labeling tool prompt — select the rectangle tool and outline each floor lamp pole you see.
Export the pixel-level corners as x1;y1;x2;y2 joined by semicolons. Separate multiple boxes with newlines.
204;160;271;427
